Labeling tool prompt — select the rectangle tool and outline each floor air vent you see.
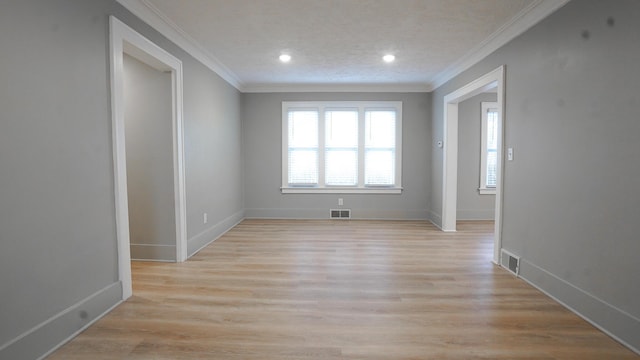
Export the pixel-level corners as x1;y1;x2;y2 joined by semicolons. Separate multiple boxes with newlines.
329;209;351;219
500;249;520;276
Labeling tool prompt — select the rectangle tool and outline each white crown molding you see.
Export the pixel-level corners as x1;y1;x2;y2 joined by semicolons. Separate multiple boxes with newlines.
243;83;432;93
117;0;569;94
430;0;571;90
116;0;243;90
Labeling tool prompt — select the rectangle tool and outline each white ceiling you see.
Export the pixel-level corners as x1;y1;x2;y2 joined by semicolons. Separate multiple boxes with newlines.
118;0;569;92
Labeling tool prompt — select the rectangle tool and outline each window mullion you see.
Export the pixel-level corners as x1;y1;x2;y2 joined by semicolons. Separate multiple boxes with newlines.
358;106;365;187
318;107;326;187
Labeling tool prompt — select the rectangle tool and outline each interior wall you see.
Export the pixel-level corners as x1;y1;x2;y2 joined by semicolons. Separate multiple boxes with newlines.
457;92;497;220
123;54;176;261
0;1;121;355
431;0;640;351
0;0;243;358
242;92;431;220
113;0;245;257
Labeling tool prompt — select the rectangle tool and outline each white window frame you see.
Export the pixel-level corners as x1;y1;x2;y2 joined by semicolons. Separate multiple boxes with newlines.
282;101;402;194
479;101;498;195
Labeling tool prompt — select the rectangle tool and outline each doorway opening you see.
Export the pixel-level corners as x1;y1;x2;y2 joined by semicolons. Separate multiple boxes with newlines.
456;93;498;222
109;16;187;299
442;66;505;264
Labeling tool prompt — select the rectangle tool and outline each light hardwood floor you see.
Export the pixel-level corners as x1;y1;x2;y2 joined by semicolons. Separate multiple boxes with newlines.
49;220;637;359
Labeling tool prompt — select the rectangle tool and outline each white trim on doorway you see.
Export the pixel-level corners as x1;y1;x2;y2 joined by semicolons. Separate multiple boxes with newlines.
109;16;187;299
442;65;505;264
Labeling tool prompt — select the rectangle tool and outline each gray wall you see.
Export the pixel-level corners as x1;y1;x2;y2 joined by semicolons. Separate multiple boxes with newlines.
431;0;640;351
0;1;120;356
457;92;496;220
243;92;431;220
123;54;176;261
2;0;639;357
0;0;243;358
182;49;244;256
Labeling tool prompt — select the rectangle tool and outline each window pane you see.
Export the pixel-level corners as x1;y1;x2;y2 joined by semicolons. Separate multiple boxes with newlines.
365;150;395;185
365;110;396;186
326;110;358;147
326;150;357;186
289;150;318;184
366;110;395;148
487;110;498;150
288;110;318;185
325;110;358;186
485;108;498;188
288;110;318;147
486;150;497;187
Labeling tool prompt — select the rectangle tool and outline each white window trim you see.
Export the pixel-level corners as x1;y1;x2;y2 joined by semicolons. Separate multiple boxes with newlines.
282;101;402;194
479;101;497;195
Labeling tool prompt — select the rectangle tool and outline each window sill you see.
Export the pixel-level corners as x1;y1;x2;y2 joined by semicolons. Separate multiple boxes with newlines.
281;187;402;194
478;188;496;195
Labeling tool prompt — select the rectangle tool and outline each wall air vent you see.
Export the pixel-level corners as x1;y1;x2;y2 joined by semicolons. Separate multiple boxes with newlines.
500;249;520;276
329;209;351;219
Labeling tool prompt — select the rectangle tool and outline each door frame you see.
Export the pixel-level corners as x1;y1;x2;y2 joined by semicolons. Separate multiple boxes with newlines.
109;16;187;299
442;65;505;264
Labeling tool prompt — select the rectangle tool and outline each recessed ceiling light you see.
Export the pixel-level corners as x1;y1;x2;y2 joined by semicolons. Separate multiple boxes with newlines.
383;54;395;63
279;54;291;63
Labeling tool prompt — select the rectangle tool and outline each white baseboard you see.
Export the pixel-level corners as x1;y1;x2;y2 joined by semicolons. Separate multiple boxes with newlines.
0;282;122;360
519;259;640;355
244;208;428;220
187;210;244;257
130;243;176;261
428;209;443;229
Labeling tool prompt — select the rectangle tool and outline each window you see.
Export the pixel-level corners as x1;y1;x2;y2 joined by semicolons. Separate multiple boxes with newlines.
282;101;402;193
479;102;498;195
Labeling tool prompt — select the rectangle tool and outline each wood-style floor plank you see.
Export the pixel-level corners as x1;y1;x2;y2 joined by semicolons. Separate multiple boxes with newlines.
48;220;637;359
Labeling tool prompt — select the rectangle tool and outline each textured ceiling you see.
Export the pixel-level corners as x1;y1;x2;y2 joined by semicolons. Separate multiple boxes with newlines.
125;0;566;91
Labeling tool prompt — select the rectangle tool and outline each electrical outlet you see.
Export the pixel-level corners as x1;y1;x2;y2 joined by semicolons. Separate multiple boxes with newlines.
338;198;343;206
203;213;208;224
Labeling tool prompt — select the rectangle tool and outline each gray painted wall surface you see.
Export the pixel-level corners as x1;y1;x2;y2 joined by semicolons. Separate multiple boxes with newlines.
182;53;244;253
0;0;120;350
431;0;640;351
123;54;176;261
242;92;431;220
2;0;639;357
457;93;496;220
0;0;243;357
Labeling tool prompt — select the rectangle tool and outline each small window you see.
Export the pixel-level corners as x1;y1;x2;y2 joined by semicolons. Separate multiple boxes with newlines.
480;102;498;195
282;101;402;194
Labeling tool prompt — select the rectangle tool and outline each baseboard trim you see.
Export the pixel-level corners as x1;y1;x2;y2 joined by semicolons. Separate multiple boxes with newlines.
427;210;443;230
519;259;640;355
188;210;244;257
244;208;428;220
130;243;176;261
130;258;175;263
0;282;122;360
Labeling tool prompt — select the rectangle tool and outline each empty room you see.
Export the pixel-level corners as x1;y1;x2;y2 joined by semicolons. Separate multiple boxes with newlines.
1;0;638;359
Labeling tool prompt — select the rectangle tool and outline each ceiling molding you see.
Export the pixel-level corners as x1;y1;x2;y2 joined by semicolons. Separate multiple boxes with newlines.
243;83;433;93
117;0;569;94
430;0;571;90
116;0;244;90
